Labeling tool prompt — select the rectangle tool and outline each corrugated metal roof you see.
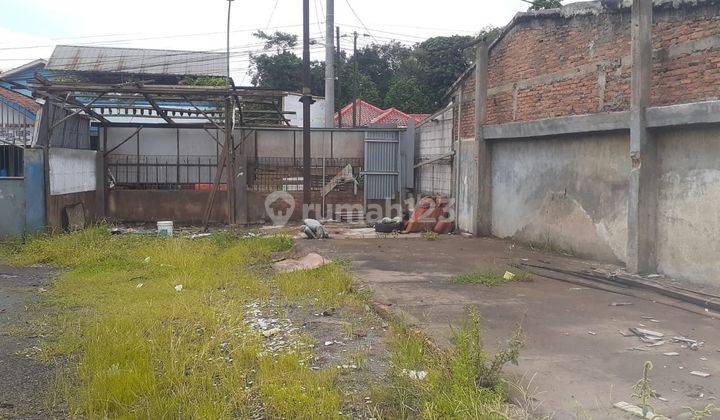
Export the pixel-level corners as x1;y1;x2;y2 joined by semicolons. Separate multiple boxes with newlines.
46;45;226;77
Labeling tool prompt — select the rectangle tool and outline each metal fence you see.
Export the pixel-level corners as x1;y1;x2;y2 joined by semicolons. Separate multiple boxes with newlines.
248;156;363;192
107;154;220;189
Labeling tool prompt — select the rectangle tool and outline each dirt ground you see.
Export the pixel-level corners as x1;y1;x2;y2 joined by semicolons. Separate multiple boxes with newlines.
299;235;720;419
0;265;57;419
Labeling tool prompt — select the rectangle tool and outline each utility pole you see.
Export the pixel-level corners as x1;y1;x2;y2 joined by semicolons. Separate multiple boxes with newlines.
324;0;335;128
226;0;234;85
225;0;236;224
352;31;358;127
336;26;342;128
301;0;313;211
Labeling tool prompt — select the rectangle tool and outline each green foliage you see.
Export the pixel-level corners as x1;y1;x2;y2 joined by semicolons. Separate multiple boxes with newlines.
451;270;530;287
182;76;228;86
0;228;352;418
528;0;563;10
420;230;439;241
253;30;298;54
248;29;502;114
372;308;523;418
384;76;433;114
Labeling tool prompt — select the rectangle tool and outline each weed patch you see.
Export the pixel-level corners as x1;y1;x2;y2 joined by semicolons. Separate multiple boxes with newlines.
0;228;353;418
372;308;523;419
451;270;530;287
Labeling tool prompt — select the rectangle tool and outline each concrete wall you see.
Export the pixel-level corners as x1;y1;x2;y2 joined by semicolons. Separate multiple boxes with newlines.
456;139;477;234
107;189;228;224
49;148;97;195
415;107;453;197
0;178;25;237
656;126;720;286
491;132;629;263
283;93;327;127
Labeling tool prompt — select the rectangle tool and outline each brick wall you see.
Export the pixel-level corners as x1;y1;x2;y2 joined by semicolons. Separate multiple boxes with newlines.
455;1;720;138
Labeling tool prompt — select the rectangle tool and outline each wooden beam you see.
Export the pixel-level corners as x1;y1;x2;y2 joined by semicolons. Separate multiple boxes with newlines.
142;93;175;124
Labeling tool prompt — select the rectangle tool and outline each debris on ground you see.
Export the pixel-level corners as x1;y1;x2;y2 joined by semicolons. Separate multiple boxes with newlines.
673;336;704;351
272;253;330;272
690;371;711;378
373;216;403;233
503;271;516;281
613;401;661;419
174;284;183;292
628;327;665;345
611;302;633;307
300;219;330;239
262;328;281;338
402;369;428;380
190;233;212;240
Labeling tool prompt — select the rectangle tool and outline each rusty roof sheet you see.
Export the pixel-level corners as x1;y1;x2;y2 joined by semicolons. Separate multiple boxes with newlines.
46;45;226;77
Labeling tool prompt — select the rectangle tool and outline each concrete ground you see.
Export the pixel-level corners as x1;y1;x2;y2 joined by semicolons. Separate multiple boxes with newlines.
0;265;56;419
299;235;720;419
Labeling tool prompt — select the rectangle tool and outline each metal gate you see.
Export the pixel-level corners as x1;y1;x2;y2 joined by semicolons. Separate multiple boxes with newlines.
364;130;400;203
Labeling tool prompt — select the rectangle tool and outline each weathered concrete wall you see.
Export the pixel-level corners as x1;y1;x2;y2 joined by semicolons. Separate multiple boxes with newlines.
415;107;453;196
656;126;720;286
491;132;630;263
107;190;228;224
48;148;97;195
456;139;478;234
0;178;25;238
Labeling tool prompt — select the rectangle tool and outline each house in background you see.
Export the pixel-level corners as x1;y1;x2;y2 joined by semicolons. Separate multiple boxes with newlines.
0;59;48;96
334;99;429;128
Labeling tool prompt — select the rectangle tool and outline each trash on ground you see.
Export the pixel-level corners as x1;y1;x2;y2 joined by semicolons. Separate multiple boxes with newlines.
136;283;144;288
629;328;665;343
613;401;660;419
111;227;124;235
503;271;516;281
174;284;183;292
646;341;665;347
663;352;680;356
272;253;330;273
588;331;597;336
673;336;704;350
300;219;330;239
374;216;403;233
690;371;711;378
611;302;633;307
190;233;211;240
262;327;281;338
402;369;428;380
324;341;334;346
157;220;174;237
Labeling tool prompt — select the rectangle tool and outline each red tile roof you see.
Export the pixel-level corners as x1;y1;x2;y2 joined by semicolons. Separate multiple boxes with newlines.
334;99;429;128
0;87;40;115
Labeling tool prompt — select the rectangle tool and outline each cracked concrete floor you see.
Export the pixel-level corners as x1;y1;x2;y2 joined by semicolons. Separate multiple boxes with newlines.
299;235;720;419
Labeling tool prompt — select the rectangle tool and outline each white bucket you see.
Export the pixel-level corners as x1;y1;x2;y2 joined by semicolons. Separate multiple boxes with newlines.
157;221;174;237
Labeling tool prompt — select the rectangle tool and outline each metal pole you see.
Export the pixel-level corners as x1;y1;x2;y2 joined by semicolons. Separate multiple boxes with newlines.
324;0;335;128
336;26;342;128
352;31;358;128
226;0;234;85
302;0;312;211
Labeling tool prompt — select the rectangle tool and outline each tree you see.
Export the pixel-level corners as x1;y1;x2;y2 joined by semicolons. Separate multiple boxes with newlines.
384;76;432;114
252;30;298;54
414;35;475;109
528;0;562;10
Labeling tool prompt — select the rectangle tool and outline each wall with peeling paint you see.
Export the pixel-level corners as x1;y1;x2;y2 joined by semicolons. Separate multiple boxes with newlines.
491;132;630;263
656;126;720;286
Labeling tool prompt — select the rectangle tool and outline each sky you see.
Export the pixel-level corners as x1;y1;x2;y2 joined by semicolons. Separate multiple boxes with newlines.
0;0;556;84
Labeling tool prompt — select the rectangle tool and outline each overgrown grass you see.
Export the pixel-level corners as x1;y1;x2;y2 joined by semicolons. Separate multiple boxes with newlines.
450;270;530;287
371;308;524;419
0;227;348;418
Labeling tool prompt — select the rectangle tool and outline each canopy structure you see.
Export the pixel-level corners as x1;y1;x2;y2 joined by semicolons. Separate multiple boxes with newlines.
30;78;292;128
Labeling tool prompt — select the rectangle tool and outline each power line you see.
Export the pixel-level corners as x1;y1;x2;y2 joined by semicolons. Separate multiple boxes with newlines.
264;0;281;30
343;0;379;44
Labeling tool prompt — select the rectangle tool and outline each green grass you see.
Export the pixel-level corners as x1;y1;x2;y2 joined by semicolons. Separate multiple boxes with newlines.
0;227;348;419
371;308;523;419
450;270;530;287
